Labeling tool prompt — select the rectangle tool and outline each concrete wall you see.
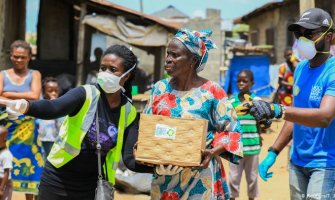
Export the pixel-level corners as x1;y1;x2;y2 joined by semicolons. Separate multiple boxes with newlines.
38;0;71;60
246;1;299;64
0;1;6;68
0;0;26;69
105;9;223;83
245;0;335;65
185;9;223;82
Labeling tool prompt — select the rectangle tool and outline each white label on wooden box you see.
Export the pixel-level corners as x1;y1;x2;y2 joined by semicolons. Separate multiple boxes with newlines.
155;124;176;140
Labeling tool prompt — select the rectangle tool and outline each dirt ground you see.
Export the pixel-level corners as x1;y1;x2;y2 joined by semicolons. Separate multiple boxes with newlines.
13;120;289;200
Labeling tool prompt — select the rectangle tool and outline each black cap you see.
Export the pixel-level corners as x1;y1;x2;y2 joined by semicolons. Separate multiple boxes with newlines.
288;8;334;32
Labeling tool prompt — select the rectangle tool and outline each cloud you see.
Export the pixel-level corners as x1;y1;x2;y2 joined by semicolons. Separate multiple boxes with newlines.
192;9;206;18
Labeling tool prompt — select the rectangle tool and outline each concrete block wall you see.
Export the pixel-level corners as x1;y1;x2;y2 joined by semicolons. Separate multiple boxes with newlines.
247;1;299;64
244;0;335;65
108;8;224;83
185;9;222;82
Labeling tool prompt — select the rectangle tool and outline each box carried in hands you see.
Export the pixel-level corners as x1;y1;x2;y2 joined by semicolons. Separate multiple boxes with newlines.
135;114;208;167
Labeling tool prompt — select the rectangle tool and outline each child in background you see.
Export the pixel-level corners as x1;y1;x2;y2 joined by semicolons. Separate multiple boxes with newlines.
0;126;13;200
228;69;262;200
38;77;64;158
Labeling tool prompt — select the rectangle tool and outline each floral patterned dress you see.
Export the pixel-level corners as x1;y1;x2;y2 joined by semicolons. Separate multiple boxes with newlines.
143;79;243;200
277;62;294;106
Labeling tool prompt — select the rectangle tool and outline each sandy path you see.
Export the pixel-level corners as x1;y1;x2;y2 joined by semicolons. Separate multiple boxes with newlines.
13;120;290;200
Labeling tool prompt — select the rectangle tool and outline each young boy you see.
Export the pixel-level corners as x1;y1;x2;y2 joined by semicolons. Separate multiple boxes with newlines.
38;77;64;158
228;69;262;200
0;126;13;200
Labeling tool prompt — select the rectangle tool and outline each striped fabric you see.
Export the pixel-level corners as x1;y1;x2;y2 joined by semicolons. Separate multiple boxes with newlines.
229;93;261;155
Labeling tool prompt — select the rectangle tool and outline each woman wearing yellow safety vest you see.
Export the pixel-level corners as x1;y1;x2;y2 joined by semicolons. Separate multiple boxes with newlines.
2;45;153;199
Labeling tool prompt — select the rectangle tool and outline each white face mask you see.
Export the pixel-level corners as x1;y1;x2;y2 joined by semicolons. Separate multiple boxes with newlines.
296;37;318;60
296;21;333;60
97;64;135;93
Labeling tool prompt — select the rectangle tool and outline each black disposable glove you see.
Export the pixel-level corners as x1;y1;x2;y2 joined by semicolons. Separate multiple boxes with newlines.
249;100;283;121
259;119;272;129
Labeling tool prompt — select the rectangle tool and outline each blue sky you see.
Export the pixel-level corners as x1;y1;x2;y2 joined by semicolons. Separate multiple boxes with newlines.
27;0;278;32
107;0;278;19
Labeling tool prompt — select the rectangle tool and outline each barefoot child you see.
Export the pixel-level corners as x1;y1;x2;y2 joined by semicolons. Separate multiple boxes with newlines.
0;126;13;200
228;69;263;200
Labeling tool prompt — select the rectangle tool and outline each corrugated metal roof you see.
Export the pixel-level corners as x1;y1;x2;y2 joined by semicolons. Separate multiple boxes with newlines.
152;5;189;19
88;0;182;30
234;0;289;24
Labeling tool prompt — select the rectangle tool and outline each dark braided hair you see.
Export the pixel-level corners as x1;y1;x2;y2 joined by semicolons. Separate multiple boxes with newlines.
102;45;137;99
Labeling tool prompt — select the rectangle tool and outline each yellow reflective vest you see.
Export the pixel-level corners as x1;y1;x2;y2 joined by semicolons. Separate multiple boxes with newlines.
48;85;137;184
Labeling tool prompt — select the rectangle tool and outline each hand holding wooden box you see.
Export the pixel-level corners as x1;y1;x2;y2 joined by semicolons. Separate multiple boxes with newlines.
135;114;208;167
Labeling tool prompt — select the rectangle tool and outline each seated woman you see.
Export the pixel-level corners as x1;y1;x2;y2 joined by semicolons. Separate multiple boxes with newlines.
144;29;243;200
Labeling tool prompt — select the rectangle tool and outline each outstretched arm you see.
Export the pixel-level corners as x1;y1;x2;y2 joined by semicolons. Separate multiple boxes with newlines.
284;95;335;127
240;95;335;128
26;86;86;119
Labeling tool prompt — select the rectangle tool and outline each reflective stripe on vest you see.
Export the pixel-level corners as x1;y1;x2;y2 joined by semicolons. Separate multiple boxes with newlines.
47;85;100;168
105;102;137;184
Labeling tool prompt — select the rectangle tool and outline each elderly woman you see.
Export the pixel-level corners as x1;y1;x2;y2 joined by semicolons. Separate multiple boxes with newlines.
144;29;243;199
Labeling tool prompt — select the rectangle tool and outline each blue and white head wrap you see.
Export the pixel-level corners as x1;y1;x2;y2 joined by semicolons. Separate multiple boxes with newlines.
174;28;217;72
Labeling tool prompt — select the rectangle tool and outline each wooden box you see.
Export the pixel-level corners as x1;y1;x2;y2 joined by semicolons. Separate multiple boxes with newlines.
135;114;208;167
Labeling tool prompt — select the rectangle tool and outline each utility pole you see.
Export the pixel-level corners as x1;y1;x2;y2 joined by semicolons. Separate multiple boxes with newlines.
299;0;315;14
76;3;87;86
140;0;143;13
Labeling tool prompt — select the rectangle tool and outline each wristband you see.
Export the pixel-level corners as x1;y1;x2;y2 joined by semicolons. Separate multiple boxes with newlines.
281;105;286;119
268;146;279;155
275;104;286;119
274;104;279;118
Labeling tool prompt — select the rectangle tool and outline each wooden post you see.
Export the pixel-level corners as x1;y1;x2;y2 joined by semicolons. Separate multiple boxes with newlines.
153;46;166;83
299;0;314;15
75;3;87;86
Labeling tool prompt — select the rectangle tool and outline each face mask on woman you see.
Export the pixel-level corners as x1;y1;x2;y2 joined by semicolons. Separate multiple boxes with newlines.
296;21;333;60
97;64;136;94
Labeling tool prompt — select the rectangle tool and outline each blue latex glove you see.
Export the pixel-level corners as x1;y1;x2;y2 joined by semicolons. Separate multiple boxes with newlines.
258;151;277;181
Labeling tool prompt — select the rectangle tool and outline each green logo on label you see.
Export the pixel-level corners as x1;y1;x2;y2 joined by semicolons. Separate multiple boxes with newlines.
167;129;175;136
